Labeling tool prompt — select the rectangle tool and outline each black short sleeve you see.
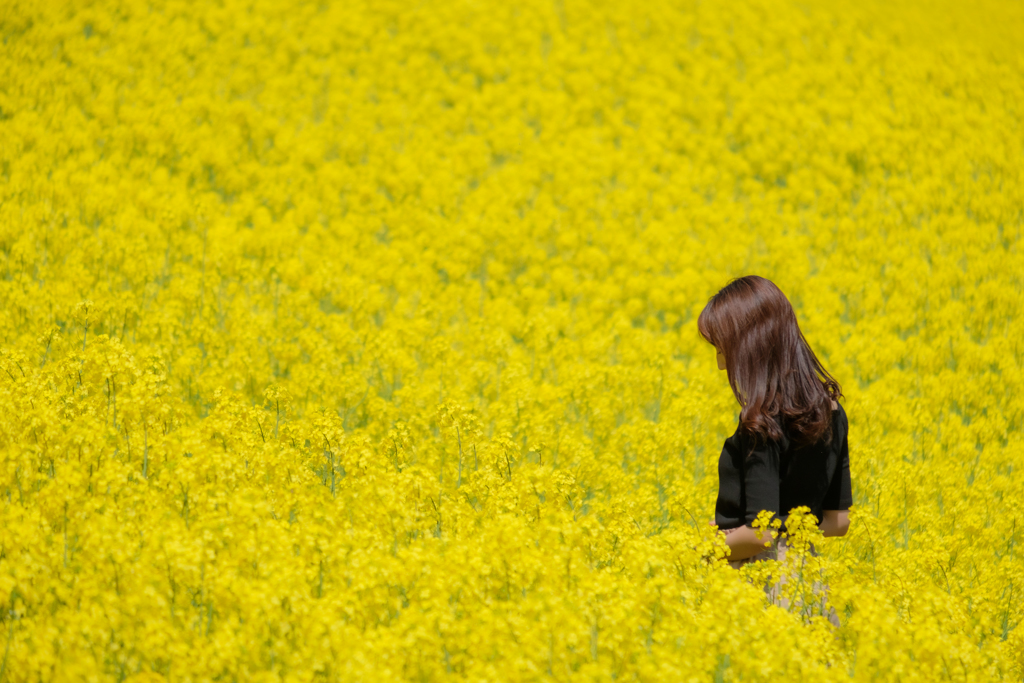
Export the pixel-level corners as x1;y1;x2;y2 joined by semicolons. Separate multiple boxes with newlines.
717;403;854;531
821;421;853;510
743;438;782;526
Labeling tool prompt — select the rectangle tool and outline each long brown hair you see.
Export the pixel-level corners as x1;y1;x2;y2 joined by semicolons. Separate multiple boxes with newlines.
697;275;841;446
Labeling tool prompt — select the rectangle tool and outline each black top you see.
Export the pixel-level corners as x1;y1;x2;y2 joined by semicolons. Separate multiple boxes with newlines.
715;402;853;531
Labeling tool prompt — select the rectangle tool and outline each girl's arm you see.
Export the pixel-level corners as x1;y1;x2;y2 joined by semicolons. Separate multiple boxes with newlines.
722;524;775;561
819;509;849;537
719;509;849;560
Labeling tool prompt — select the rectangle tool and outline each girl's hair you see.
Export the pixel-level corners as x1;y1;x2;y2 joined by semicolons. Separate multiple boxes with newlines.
697;275;842;446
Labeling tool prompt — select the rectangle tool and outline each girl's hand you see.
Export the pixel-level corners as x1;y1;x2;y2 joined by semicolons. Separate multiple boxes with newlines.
709;519;738;535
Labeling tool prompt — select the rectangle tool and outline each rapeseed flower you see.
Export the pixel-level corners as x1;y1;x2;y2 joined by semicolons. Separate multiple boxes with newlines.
1;0;1022;680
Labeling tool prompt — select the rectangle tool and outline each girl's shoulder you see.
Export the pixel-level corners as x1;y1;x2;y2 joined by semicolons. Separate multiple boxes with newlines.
830;399;849;435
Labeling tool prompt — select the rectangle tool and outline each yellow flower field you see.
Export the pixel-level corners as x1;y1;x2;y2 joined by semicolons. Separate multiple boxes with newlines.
1;0;1023;679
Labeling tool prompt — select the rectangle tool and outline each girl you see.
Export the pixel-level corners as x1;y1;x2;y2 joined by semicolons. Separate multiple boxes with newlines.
698;275;852;566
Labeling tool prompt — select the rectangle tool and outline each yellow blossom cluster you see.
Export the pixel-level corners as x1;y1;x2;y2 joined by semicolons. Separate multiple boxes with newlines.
1;0;1023;680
